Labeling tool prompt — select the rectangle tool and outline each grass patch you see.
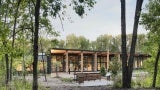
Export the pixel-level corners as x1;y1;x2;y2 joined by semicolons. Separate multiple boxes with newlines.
0;78;50;90
60;78;73;82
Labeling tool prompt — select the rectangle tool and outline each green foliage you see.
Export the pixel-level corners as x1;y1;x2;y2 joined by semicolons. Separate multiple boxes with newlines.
113;77;122;88
100;66;106;76
140;0;160;87
65;34;90;49
135;77;152;88
0;56;5;87
95;34;112;51
142;38;160;87
72;0;96;16
0;79;49;90
74;5;84;16
110;57;121;76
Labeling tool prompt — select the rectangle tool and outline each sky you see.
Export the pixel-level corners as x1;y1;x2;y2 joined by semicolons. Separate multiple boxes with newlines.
51;0;148;41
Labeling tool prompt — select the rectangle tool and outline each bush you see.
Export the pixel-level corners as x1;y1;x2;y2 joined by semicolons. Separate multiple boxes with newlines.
100;67;106;76
113;77;122;88
133;76;152;88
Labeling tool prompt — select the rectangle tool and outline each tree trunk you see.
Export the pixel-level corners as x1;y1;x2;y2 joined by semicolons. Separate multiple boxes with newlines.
152;45;160;87
32;0;41;90
22;28;26;81
120;0;128;88
10;0;22;81
5;54;9;85
128;0;143;88
40;39;47;81
3;3;9;85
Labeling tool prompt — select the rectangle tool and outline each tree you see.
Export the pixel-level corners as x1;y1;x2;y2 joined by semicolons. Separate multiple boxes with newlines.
58;39;65;48
32;0;41;89
10;0;22;81
32;0;96;90
141;0;160;87
111;35;121;52
127;0;143;88
66;34;79;49
120;0;143;88
78;36;90;50
120;0;128;88
136;34;148;53
0;1;10;85
95;34;112;51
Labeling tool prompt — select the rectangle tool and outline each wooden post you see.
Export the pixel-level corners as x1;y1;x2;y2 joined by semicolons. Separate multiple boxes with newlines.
107;50;109;71
94;52;97;71
118;53;121;62
81;51;83;72
140;59;143;67
135;58;137;68
66;51;68;72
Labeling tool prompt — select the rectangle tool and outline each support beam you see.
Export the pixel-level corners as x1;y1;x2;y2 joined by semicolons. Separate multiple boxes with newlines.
94;52;97;71
65;51;68;72
81;51;83;72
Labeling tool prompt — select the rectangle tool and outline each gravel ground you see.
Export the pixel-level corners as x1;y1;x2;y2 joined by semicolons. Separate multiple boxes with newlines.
26;72;113;90
25;73;156;90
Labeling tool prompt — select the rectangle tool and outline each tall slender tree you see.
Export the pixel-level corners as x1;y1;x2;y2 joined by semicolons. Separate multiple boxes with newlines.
120;0;128;88
141;0;160;87
120;0;143;88
127;0;143;88
10;0;22;81
33;0;41;89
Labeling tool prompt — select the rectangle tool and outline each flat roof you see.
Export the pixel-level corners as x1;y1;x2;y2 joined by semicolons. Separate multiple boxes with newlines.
50;48;151;57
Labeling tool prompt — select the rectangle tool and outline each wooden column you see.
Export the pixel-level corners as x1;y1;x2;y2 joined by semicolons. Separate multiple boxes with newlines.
140;59;143;67
65;51;68;72
118;53;121;62
94;52;97;71
107;50;109;70
81;51;83;72
135;58;137;68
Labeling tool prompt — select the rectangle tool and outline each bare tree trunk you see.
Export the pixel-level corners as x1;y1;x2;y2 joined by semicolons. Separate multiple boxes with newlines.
152;45;160;87
10;0;22;81
32;0;41;90
5;53;9;84
128;0;143;88
40;39;47;81
22;28;26;81
120;0;128;88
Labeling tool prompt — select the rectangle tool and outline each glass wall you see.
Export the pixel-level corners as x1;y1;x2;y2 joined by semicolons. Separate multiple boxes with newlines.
83;55;94;71
68;55;80;71
97;56;107;71
51;55;65;72
51;53;108;72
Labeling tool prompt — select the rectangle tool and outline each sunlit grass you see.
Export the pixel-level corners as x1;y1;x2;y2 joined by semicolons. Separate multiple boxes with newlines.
0;78;50;90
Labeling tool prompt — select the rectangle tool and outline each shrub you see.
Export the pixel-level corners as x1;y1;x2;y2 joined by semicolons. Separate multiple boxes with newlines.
113;77;122;88
100;66;106;76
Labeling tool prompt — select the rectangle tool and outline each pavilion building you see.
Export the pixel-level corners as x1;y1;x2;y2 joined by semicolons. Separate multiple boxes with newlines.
48;48;151;73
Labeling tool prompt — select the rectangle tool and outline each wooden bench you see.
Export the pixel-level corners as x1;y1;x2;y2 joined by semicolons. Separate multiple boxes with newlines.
74;73;101;83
